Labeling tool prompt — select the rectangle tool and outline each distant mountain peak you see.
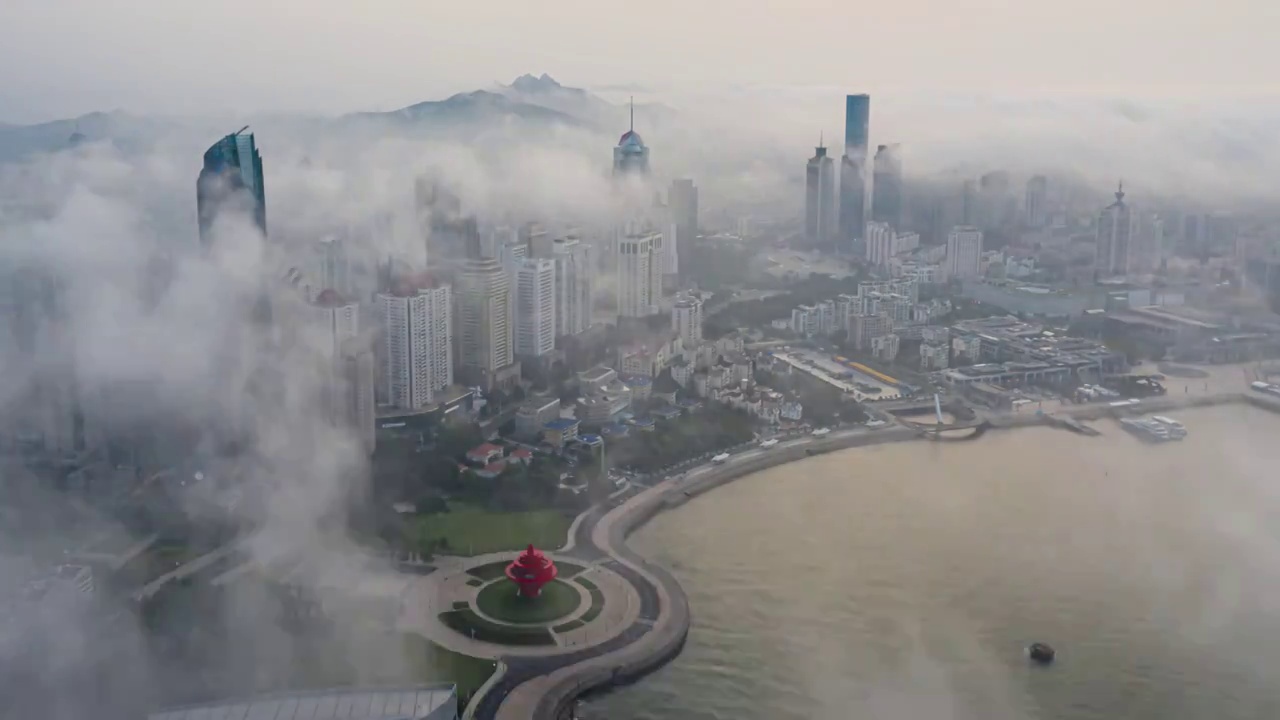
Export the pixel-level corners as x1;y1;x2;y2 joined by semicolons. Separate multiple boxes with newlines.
509;73;575;95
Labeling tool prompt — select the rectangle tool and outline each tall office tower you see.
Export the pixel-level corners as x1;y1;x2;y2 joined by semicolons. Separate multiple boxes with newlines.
663;217;681;276
308;290;360;357
804;136;836;246
513;257;556;358
378;280;452;410
616;229;663;318
306;237;351;301
552;235;592;337
456;255;514;384
1129;213;1163;274
961;179;979;226
613;99;651;178
978;171;1014;228
865;221;896;268
522;223;554;259
197;127;266;246
871;143;903;229
499;231;528;272
669;179;698;276
1024;175;1048;228
945;226;983;280
1095;183;1136;277
416;178;470;263
838;94;871;251
671;294;704;348
339;338;376;455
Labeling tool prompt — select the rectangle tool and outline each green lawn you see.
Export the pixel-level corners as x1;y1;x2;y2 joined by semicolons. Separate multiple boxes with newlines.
474;579;580;624
438;610;556;646
412;504;572;556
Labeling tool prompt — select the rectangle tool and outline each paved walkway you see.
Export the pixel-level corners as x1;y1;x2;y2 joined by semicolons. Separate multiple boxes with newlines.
492;484;684;719
397;550;641;659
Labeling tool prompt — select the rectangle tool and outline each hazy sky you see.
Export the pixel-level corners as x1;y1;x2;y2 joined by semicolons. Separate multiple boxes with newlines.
0;0;1271;123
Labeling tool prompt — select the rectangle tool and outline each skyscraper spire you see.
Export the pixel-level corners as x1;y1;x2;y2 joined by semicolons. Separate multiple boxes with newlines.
819;131;824;149
629;96;634;132
1116;180;1125;202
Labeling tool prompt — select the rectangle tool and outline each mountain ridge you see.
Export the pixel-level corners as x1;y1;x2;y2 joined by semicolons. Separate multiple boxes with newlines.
0;75;658;162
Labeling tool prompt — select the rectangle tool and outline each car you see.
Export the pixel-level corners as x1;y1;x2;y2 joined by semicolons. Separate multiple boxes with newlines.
811;427;830;437
759;439;779;449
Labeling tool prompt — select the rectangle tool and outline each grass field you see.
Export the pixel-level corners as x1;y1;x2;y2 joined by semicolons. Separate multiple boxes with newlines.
438;610;556;646
413;504;572;556
475;580;580;624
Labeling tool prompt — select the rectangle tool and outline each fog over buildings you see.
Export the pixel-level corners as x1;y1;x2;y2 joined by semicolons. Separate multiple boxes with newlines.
0;5;1277;718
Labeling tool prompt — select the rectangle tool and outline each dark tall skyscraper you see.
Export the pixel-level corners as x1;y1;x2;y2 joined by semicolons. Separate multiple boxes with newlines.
1024;175;1048;228
843;94;870;150
197;127;266;246
669;178;698;278
804;136;836;246
871;143;903;229
838;94;871;251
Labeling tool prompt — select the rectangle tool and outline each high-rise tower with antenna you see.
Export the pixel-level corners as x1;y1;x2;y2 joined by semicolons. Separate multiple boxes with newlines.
612;97;650;177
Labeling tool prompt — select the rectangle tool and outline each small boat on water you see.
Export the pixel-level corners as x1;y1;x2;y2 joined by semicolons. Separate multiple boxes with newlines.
1028;642;1056;665
1119;416;1186;442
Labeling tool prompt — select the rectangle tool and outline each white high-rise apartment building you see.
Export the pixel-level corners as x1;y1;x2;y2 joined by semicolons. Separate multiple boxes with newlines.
865;221;895;268
456;256;514;377
617;229;663;318
513;257;556;357
553;236;592;337
378;282;452;410
671;294;703;348
946;226;983;280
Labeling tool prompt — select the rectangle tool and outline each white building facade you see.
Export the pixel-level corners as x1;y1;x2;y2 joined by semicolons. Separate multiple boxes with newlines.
553;236;592;336
617;229;663;318
513;257;556;357
378;283;452;410
946;226;984;280
671;294;703;348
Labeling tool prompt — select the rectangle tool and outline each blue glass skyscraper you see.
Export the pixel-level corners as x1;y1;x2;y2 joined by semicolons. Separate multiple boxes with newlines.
838;94;871;251
197;127;266;246
843;94;870;151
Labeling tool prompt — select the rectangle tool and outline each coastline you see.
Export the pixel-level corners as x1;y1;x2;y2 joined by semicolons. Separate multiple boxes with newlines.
481;389;1276;719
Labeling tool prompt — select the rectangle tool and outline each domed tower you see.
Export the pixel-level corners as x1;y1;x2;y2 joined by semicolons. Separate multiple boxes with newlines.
612;98;650;178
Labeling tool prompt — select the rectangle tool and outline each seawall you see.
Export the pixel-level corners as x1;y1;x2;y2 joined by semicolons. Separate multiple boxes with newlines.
507;390;1276;718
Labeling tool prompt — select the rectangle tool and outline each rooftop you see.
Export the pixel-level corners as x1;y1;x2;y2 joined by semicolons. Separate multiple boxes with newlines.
466;443;503;458
544;417;580;431
148;685;457;720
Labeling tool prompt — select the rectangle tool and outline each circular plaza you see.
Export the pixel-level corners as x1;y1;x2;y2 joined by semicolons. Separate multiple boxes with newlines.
406;545;642;657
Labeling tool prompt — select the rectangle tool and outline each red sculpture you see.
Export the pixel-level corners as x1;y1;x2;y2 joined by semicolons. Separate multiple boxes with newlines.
505;544;558;597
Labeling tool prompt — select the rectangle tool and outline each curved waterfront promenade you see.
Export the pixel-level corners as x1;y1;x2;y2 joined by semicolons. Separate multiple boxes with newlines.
478;424;922;720
477;389;1260;719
